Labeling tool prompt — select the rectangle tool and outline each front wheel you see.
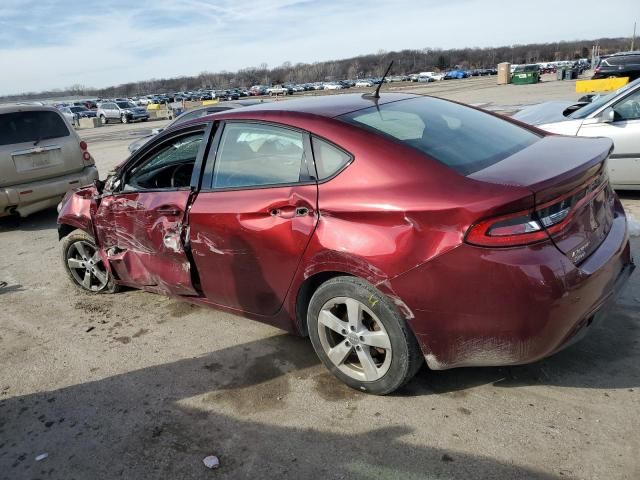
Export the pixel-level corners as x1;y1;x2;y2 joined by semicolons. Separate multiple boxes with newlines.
100;115;107;125
121;114;128;124
61;229;118;293
307;276;423;395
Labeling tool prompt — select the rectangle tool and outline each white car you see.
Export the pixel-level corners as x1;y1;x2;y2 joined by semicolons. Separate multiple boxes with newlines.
323;83;342;90
513;77;640;190
355;80;373;87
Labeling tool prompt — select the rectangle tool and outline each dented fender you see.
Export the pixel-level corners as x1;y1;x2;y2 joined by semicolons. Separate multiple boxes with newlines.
57;185;100;239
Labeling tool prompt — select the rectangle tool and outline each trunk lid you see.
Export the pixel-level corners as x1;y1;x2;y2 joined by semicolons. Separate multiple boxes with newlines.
470;135;615;264
0;109;85;187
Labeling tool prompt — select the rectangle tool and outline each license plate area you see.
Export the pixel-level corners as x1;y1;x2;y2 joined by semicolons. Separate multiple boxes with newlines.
12;146;63;172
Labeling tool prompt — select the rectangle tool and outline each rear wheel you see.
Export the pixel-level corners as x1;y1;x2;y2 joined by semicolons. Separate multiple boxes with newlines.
121;114;128;124
100;115;107;125
61;229;118;294
307;276;423;395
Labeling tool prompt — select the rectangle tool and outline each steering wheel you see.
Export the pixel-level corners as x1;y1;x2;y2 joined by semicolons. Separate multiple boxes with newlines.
170;163;191;188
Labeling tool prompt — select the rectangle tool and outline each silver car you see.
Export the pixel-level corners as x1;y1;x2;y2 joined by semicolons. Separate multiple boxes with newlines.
513;78;640;190
97;101;149;124
0;105;99;217
127;100;271;153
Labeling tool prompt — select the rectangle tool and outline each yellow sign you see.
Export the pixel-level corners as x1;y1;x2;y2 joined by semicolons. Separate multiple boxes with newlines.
576;77;629;93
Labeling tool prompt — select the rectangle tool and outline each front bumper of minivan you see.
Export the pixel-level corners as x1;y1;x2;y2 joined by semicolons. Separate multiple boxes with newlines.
0;166;99;218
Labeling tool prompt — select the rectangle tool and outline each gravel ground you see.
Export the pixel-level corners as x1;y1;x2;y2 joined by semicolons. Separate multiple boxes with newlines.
1;79;639;480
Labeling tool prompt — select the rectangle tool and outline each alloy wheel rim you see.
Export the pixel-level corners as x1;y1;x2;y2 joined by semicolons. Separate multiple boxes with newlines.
66;241;109;291
318;297;392;382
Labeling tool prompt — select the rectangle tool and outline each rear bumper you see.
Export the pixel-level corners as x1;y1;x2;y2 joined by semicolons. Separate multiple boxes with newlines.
0;166;99;218
389;199;634;369
125;113;149;121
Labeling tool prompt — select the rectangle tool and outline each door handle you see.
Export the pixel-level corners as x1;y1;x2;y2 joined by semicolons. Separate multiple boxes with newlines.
157;206;182;216
269;206;311;219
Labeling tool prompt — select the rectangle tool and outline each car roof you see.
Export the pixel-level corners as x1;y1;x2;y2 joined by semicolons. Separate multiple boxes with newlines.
0;104;64;114
218;92;419;118
602;51;640;58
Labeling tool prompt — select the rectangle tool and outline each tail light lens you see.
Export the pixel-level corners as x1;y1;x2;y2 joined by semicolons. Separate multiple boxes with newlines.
465;209;548;247
79;140;94;165
466;173;607;247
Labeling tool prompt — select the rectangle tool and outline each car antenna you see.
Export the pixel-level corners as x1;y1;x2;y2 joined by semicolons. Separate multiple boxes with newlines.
363;60;393;100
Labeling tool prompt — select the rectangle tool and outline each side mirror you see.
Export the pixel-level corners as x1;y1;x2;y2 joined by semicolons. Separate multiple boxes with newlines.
600;107;615;123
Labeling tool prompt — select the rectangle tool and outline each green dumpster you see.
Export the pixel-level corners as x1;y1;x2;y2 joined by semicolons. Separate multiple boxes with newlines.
511;64;541;85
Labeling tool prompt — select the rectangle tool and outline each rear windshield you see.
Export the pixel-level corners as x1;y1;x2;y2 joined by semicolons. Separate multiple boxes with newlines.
0;110;70;146
340;96;539;175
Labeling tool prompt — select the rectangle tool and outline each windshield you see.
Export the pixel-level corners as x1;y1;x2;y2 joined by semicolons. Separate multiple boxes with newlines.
117;102;136;109
340;96;539;175
569;77;640;119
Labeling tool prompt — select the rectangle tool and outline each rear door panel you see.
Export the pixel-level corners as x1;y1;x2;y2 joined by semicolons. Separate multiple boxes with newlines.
189;185;317;314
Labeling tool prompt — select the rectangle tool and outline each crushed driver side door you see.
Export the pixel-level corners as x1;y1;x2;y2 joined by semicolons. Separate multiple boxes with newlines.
93;124;212;295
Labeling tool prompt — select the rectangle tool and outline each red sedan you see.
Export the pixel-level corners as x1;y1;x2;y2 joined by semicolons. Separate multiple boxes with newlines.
58;93;635;394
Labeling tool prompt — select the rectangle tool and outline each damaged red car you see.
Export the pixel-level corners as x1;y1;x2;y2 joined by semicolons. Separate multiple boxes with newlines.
58;93;635;394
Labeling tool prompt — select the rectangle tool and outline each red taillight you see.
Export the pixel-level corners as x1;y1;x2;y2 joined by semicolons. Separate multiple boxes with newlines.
79;140;93;164
466;173;608;248
465;209;549;247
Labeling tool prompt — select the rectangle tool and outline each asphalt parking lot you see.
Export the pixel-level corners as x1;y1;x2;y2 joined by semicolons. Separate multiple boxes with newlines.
1;80;639;479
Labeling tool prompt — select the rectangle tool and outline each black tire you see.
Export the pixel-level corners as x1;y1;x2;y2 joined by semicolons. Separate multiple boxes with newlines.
61;229;119;294
100;115;107;125
307;276;423;395
121;114;128;124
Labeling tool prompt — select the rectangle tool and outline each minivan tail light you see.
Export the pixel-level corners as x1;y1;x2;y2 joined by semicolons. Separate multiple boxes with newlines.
79;141;88;151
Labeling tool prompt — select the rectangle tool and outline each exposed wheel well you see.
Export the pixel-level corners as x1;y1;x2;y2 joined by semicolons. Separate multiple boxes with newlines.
58;223;77;240
295;271;352;337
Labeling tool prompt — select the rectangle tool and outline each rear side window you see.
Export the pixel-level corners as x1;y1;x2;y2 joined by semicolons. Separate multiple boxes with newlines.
340;96;539;175
0;111;70;146
311;137;351;180
601;57;624;66
213;123;308;189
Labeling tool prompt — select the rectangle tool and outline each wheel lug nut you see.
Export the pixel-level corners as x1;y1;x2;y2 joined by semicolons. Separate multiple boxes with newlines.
356;345;361;351
345;341;350;347
341;329;346;335
359;336;364;341
350;326;355;331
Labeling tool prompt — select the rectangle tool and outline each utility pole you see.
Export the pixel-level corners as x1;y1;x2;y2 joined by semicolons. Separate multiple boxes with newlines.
632;21;636;51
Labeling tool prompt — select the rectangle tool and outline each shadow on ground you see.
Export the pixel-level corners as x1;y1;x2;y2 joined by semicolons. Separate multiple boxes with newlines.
0;208;58;233
0;334;566;480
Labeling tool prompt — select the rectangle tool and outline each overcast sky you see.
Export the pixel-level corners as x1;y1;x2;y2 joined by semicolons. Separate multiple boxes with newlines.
0;0;638;95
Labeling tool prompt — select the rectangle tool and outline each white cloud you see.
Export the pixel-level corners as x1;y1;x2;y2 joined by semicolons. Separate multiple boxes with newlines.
0;0;637;94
